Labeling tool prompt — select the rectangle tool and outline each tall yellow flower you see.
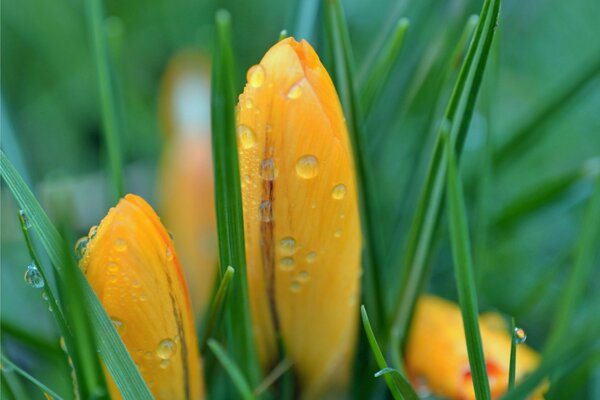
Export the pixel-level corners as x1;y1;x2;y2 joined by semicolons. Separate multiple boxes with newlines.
236;37;361;397
158;50;217;317
406;295;545;400
79;194;205;399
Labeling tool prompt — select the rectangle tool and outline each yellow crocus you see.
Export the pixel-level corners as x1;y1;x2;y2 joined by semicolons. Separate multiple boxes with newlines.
79;194;205;399
158;50;217;317
236;37;361;398
406;295;545;400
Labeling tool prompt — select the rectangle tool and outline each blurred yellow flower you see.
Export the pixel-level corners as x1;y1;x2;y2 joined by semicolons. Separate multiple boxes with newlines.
406;295;545;400
79;194;205;399
236;37;361;398
158;50;218;317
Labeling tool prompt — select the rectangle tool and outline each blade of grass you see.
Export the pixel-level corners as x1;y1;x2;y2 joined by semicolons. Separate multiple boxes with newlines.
0;354;65;400
374;368;419;400
208;339;256;400
508;318;516;389
87;0;125;200
0;151;152;399
253;358;293;396
0;320;60;357
211;9;261;387
324;0;386;332
358;18;410;115
445;133;491;399
293;0;320;42
200;266;235;352
544;176;600;356
391;0;501;346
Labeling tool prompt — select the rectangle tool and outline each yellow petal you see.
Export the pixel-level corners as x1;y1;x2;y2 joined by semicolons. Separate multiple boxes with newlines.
157;52;217;317
237;37;361;397
406;295;546;400
79;194;205;400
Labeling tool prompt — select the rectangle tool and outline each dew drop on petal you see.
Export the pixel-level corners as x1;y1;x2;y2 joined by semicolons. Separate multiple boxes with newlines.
24;262;44;289
115;239;127;252
334;228;342;238
287;83;302;99
306;252;317;263
237;125;256;149
166;246;174;262
247;64;265;88
260;159;277;181
89;225;98;240
244;98;254;109
157;339;177;360
331;184;347;200
514;327;527;344
279;237;296;256
290;281;301;293
107;262;119;273
160;359;171;369
296;155;319;179
74;237;89;260
298;271;310;281
279;257;295;270
259;201;272;222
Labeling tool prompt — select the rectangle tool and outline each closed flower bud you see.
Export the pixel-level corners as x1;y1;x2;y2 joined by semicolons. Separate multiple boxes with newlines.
406;295;545;400
236;38;361;398
79;194;205;399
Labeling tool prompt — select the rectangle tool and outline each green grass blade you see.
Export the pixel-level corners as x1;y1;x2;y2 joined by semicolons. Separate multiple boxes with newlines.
361;306;416;400
324;0;386;332
87;0;125;200
293;0;320;41
391;0;501;345
494;51;600;168
445;134;491;399
0;354;65;400
374;368;419;400
358;18;410;115
208;339;256;400
211;9;261;387
544;176;600;356
200;266;235;352
0;151;153;399
508;318;516;389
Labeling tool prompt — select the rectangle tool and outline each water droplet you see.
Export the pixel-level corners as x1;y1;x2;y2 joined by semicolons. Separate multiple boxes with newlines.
157;339;176;360
514;327;527;344
290;281;301;293
331;184;347;200
295;155;319;179
168;231;175;241
279;257;295;270
19;210;31;229
279;237;296;255
298;271;310;281
287;82;302;99
160;359;170;369
115;239;127;252
244;98;254;109
132;280;141;288
24;262;44;289
144;351;153;360
247;64;265;88
166;246;174;262
306;252;317;263
139;294;147;302
334;229;342;238
74;237;89;260
237;125;256;149
107;262;119;273
112;317;127;335
89;225;98;240
260;159;277;181
259;201;272;222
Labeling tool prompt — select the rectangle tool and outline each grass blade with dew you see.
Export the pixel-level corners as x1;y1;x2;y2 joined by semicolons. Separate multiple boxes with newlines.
508;318;516;389
390;0;501;347
445;132;491;399
0;354;65;400
358;18;410;115
86;0;125;201
324;0;387;332
543;175;600;357
200;266;235;352
0;151;153;399
361;306;418;400
208;339;256;400
211;9;261;388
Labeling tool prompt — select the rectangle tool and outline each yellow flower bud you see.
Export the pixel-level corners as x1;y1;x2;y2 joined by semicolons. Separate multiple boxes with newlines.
406;295;545;400
237;37;361;398
79;194;205;399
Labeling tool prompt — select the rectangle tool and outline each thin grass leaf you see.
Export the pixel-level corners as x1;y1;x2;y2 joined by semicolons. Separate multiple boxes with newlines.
1;366;29;400
0;151;153;399
544;176;600;356
208;339;256;400
445;133;491;399
361;306;418;400
0;354;65;400
494;51;600;168
358;18;409;115
324;0;386;332
200;266;235;352
87;0;125;200
0;321;60;357
391;0;501;345
253;358;293;396
293;0;320;42
508;318;516;389
211;9;261;387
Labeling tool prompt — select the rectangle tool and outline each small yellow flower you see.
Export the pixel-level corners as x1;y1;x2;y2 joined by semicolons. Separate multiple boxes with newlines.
158;50;217;317
237;37;361;398
79;194;205;399
406;295;545;400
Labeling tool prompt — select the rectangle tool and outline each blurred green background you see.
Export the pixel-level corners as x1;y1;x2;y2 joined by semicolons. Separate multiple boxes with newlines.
2;0;599;398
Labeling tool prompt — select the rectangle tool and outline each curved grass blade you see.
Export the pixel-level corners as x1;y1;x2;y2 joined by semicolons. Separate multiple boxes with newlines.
324;0;386;332
211;9;261;387
0;354;65;400
374;368;419;400
0;151;153;399
208;339;256;400
445;133;491;399
87;0;125;200
200;266;235;352
391;0;501;345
